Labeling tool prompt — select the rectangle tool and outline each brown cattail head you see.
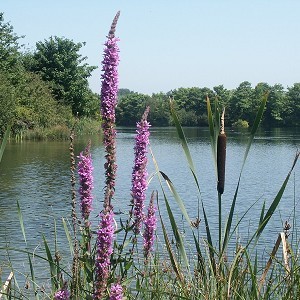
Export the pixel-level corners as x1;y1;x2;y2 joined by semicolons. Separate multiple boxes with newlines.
217;108;226;194
108;11;120;38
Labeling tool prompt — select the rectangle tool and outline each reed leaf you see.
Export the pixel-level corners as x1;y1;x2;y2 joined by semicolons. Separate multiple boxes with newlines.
28;254;40;300
0;125;10;164
42;234;57;290
159;213;185;288
257;151;299;237
159;171;191;227
227;246;244;298
17;200;27;244
206;96;218;176
244;250;259;300
259;200;266;228
241;93;268;173
201;201;216;275
62;218;74;255
151;149;190;272
192;231;206;279
169;98;201;191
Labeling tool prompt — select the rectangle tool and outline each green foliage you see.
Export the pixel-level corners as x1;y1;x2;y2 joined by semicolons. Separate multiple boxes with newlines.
286;83;300;126
148;92;170;126
229;81;254;124
27;36;97;116
0;72;16;135
116;92;151;126
171;87;214;125
0;12;23;75
232;119;249;128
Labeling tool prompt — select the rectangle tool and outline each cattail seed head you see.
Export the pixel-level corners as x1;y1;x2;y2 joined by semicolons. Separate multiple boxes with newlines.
217;108;226;194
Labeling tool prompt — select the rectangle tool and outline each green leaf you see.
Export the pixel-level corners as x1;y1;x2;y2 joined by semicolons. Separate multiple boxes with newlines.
244;250;259;300
159;171;191;226
0;125;10;164
42;234;57;290
192;231;206;279
257;151;299;236
201;201;216;275
159;213;185;286
242;93;268;172
62;218;74;256
163;192;190;272
208;96;221;176
17;200;27;244
28;254;40;300
259;200;266;228
151;149;190;273
170;99;202;192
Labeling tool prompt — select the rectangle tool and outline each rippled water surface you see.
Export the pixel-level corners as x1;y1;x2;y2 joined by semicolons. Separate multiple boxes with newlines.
0;127;299;284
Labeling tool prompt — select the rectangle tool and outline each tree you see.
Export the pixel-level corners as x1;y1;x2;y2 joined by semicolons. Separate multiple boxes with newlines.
0;12;23;73
149;92;170;126
263;84;286;126
116;93;151;126
27;36;97;116
228;81;254;124
0;72;16;135
171;87;214;125
213;85;232;108
118;88;135;100
286;83;300;126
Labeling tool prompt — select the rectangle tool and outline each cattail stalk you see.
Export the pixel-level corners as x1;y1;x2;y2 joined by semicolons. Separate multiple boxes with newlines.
217;108;226;194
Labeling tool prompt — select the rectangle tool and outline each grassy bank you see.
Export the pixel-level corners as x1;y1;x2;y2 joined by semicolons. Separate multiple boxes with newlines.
12;117;101;141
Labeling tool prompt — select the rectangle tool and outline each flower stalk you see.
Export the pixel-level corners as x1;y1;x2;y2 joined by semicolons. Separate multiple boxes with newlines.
100;11;120;208
143;191;157;260
94;11;120;299
78;141;93;226
131;106;151;233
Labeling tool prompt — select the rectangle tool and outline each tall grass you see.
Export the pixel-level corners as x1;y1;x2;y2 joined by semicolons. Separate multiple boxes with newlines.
13;118;101;141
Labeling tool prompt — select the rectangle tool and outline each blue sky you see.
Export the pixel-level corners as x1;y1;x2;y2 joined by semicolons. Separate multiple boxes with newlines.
2;0;300;95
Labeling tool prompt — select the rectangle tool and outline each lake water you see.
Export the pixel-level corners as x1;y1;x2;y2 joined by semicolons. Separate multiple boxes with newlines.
0;127;299;285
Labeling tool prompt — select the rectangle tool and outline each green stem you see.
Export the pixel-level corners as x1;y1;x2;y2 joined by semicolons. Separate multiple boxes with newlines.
218;192;222;255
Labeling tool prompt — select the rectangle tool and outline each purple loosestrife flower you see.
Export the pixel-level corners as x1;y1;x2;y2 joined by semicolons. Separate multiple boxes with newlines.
110;283;123;300
131;107;151;233
54;287;70;300
101;11;120;207
94;207;115;300
143;191;157;259
77;142;94;224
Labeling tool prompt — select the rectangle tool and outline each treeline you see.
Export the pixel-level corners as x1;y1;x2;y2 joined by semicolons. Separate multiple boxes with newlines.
117;82;300;127
0;13;99;138
1;12;299;139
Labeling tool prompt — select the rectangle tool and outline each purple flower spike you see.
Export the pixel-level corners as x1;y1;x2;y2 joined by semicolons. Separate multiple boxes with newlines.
143;191;157;259
132;107;151;233
100;11;120;207
110;283;123;300
54;286;70;300
94;208;115;299
77;142;94;223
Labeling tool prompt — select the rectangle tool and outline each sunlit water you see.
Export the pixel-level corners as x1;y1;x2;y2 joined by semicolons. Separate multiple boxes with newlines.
0;127;299;289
